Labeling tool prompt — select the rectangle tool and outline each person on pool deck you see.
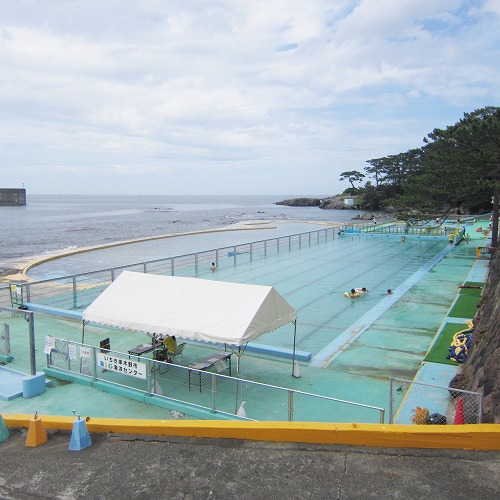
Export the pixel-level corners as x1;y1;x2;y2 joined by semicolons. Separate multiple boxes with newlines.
161;335;177;362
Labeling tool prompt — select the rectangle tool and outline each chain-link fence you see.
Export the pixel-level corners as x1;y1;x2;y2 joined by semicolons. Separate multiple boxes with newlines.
0;322;10;356
389;378;483;425
46;337;384;423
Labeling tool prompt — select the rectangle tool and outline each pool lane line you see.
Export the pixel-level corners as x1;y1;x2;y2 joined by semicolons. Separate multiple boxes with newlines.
310;245;454;368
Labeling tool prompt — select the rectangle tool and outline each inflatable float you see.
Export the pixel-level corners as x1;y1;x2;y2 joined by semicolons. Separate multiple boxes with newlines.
446;320;474;363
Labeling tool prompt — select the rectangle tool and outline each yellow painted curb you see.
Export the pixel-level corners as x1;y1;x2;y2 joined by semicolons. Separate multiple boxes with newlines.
2;414;499;450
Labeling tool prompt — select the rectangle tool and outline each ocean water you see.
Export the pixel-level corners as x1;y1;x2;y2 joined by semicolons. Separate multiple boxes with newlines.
0;194;373;273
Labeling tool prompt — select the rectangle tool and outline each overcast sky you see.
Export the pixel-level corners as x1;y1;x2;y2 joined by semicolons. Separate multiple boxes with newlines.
1;0;499;196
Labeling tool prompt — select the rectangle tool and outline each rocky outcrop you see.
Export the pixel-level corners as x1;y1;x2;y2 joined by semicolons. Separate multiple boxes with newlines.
450;247;500;423
275;198;321;207
319;196;354;210
275;196;355;210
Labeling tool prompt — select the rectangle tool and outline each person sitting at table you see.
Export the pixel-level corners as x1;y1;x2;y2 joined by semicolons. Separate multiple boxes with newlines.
161;335;177;362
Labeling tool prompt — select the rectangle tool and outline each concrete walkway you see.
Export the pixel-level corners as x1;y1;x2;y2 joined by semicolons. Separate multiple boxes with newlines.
0;429;499;500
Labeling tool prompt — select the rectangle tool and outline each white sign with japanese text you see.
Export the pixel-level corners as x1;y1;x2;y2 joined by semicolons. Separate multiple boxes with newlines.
68;343;77;361
96;353;147;380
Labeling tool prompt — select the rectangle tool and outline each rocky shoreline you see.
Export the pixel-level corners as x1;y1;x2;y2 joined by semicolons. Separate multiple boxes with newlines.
275;196;348;210
275;196;392;221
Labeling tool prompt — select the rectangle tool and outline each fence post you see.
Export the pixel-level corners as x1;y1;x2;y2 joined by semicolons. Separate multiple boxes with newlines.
25;282;31;303
28;312;36;376
380;408;385;424
288;390;294;421
477;393;484;424
147;359;154;395
72;275;77;309
91;346;97;381
389;378;394;423
211;374;217;413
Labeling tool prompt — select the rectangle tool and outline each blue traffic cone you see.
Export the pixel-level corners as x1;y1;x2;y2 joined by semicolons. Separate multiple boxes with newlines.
0;415;10;443
69;418;92;451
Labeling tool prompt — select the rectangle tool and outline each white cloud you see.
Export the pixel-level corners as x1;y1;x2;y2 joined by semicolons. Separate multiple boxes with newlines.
0;0;498;195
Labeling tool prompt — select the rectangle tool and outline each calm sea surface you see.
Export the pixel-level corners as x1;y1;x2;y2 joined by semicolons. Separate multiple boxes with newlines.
0;194;372;273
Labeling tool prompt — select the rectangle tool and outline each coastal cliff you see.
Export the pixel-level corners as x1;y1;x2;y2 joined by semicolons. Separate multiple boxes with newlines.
452;247;500;423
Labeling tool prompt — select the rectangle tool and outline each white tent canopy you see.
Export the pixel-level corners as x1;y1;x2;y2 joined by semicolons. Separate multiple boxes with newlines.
82;271;297;346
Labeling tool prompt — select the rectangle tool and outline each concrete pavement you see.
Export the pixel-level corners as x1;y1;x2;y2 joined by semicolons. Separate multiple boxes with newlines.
1;429;499;500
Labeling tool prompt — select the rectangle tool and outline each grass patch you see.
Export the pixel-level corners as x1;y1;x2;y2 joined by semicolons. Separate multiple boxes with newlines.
449;294;481;318
424;322;474;365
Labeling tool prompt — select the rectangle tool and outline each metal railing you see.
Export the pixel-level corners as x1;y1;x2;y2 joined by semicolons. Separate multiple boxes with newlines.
0;305;36;374
4;227;337;311
389;377;483;424
341;222;447;236
47;337;385;423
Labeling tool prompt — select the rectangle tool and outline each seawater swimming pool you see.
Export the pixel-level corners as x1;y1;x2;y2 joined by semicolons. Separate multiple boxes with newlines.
0;222;483;421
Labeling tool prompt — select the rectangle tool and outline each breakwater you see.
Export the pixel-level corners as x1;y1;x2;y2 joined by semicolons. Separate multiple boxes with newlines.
0;188;26;206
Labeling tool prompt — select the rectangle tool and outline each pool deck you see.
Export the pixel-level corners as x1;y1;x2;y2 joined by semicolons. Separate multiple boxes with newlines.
393;248;490;422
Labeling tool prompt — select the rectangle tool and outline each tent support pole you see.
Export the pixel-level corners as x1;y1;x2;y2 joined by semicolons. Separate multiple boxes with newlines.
81;320;87;344
235;346;244;414
291;320;298;377
237;348;242;378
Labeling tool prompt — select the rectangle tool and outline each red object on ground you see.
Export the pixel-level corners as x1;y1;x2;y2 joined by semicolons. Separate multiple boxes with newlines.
454;397;465;425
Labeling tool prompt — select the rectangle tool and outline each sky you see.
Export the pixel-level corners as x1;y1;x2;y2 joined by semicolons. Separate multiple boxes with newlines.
0;0;499;196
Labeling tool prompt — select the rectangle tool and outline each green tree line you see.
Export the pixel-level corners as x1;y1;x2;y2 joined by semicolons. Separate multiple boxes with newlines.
339;106;500;220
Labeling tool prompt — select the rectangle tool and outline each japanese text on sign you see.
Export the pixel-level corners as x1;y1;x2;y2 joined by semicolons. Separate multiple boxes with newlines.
96;353;147;380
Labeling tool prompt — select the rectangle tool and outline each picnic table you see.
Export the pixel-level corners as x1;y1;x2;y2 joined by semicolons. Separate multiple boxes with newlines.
188;352;232;391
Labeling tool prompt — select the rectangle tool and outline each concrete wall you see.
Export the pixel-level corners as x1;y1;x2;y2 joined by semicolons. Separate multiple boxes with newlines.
0;189;26;206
